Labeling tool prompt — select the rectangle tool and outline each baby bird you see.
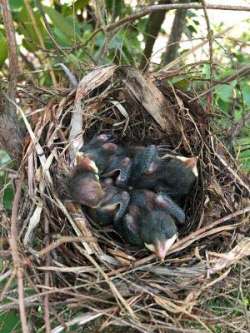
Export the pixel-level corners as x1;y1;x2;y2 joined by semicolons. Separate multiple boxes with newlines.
80;134;119;173
130;145;158;182
102;153;132;187
81;134;132;186
115;190;185;260
87;179;130;225
68;154;104;208
129;145;198;204
150;155;198;204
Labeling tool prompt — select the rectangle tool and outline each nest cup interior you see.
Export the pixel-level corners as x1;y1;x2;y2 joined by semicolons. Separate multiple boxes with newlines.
65;67;208;258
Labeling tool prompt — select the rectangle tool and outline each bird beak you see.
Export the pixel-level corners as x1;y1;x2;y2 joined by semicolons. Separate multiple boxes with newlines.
154;234;178;261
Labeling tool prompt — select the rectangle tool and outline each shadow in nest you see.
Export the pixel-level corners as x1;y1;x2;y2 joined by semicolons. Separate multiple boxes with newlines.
20;65;250;332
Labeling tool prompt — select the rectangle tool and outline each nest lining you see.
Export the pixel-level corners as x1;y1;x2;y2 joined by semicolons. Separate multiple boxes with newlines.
11;65;250;331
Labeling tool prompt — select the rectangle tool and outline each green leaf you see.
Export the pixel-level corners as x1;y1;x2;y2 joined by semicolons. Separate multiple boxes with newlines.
14;6;48;52
9;0;24;11
237;136;250;146
215;83;235;102
106;0;125;18
74;0;90;11
0;32;8;66
202;64;211;80
0;150;11;166
61;0;90;16
241;83;250;106
3;185;14;211
53;27;72;47
216;98;230;114
0;311;21;332
44;6;81;41
186;24;197;34
174;79;190;91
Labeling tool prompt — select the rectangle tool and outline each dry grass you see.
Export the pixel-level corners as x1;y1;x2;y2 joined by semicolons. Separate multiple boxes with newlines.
1;65;250;332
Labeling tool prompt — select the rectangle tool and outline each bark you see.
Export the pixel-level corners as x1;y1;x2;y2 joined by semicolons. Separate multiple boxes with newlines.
162;0;190;65
0;96;24;161
139;0;172;71
0;0;25;161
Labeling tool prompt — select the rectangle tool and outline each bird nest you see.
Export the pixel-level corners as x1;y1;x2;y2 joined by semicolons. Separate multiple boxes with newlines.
8;65;250;331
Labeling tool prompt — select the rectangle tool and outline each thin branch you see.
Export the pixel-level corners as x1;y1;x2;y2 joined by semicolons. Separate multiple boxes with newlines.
35;236;90;258
201;0;213;85
8;173;30;333
0;270;16;302
160;24;234;72
201;0;213;110
44;217;51;333
105;3;250;33
189;65;250;102
81;2;250;50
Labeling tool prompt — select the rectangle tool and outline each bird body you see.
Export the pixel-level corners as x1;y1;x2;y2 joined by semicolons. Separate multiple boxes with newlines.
129;145;158;182
81;135;133;186
80;134;119;173
102;151;132;187
115;190;185;260
129;146;198;204
87;180;130;225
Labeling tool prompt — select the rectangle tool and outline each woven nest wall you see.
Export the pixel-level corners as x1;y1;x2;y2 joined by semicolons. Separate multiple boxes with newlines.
15;65;250;332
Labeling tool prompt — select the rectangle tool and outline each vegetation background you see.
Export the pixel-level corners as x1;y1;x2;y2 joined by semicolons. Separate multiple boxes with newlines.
0;0;249;332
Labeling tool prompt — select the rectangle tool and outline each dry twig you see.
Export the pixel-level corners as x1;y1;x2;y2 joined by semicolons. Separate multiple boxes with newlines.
8;174;30;333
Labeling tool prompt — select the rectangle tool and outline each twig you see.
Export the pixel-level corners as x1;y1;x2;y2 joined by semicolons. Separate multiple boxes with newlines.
189;65;250;102
8;173;30;333
35;236;92;258
51;312;104;333
201;0;213;105
160;24;234;73
56;63;78;88
105;3;250;33
0;270;16;302
83;2;249;57
44;217;51;333
83;251;136;319
0;269;12;283
211;137;250;194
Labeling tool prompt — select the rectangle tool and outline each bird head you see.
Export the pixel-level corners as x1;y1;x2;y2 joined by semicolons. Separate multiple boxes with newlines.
141;211;178;261
75;153;99;174
175;156;198;177
69;154;104;207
